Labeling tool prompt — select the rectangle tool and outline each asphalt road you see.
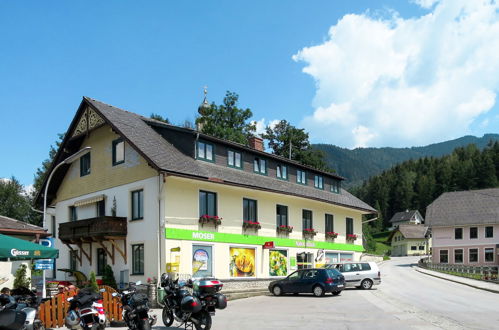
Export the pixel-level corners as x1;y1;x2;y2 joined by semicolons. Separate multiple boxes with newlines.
116;256;499;329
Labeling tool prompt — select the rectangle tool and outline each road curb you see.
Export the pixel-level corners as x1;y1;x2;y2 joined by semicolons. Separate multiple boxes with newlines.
414;266;499;294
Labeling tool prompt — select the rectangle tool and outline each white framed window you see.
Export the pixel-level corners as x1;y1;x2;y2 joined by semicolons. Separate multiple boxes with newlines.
485;248;494;262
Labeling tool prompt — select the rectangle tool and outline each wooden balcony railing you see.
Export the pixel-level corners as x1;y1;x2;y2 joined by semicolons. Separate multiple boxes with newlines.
59;216;127;243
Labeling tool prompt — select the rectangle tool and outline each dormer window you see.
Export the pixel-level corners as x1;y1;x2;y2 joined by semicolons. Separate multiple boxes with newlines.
314;175;324;189
297;169;306;185
197;141;214;162
254;157;267;174
331;180;341;193
227;150;242;169
277;164;288;180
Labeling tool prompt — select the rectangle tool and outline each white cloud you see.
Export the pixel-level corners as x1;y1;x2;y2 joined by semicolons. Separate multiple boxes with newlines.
294;0;499;147
252;118;280;135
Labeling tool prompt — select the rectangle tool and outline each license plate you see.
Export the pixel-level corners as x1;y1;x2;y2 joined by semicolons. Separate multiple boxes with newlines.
337;284;344;288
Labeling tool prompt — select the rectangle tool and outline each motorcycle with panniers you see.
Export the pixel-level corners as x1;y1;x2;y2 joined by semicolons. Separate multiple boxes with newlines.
65;287;107;330
111;281;157;330
160;273;227;330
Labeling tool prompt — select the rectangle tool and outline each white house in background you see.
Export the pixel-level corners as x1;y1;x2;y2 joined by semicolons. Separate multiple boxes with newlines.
389;210;424;230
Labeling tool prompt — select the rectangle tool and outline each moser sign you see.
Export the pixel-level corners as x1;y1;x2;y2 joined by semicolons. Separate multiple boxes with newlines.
166;228;363;252
11;249;30;257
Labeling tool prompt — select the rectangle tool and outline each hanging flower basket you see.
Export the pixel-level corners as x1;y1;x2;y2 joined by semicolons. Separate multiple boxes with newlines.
302;228;317;237
347;234;358;241
277;225;293;233
326;231;339;239
199;215;222;226
243;220;261;230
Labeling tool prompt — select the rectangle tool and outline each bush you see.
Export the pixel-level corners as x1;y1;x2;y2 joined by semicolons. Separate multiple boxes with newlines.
102;265;117;289
13;264;31;289
87;271;99;292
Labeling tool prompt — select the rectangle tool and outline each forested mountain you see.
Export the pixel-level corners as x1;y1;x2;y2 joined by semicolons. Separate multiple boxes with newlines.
314;134;499;187
352;142;499;231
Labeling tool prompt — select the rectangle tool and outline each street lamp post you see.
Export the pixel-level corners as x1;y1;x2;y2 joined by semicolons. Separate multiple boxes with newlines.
42;146;91;298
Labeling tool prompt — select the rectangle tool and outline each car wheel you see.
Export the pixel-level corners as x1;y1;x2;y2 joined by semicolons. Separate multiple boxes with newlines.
332;291;341;296
361;279;373;290
272;285;283;296
313;285;324;297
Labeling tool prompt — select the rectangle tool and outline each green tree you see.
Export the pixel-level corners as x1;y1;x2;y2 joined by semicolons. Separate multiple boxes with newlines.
102;265;117;289
13;264;31;289
0;177;39;224
195;91;256;145
150;113;170;124
261;120;330;171
87;271;99;292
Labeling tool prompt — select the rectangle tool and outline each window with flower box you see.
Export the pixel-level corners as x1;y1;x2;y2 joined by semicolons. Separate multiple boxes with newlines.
276;205;292;233
199;191;220;226
243;198;260;229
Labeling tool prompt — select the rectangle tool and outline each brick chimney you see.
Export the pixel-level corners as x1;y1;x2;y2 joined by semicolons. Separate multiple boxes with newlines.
248;136;264;151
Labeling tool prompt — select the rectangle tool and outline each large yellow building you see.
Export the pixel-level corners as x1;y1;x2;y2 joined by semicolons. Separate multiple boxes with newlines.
38;97;375;286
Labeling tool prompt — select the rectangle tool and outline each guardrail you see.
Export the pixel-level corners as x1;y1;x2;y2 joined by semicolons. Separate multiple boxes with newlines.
418;258;499;282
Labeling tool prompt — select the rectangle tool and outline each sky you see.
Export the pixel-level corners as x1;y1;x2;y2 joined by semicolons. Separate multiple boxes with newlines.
1;0;498;187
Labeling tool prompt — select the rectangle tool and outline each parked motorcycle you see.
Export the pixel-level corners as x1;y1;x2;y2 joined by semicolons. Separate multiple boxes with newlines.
112;281;156;330
0;287;44;330
11;287;44;330
65;288;106;330
160;273;227;330
0;293;26;330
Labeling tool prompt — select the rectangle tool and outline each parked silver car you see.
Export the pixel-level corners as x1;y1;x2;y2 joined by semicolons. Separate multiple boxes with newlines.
326;262;381;289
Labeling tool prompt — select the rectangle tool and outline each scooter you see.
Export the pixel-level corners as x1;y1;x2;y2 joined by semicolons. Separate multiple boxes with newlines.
11;287;44;330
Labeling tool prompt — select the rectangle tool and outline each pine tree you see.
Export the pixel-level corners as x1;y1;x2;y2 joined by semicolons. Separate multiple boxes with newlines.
87;271;99;292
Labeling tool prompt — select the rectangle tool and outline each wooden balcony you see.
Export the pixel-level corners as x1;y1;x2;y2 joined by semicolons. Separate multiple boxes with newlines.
59;216;127;244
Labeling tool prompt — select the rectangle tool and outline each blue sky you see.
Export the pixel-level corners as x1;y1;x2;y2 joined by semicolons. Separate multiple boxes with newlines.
1;0;498;187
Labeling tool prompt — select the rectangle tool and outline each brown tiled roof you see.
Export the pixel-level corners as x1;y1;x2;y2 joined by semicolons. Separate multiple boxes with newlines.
397;224;428;239
0;215;48;236
426;188;499;227
47;97;376;213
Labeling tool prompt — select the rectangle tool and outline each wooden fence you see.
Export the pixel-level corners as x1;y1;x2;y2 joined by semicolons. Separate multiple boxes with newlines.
39;285;123;328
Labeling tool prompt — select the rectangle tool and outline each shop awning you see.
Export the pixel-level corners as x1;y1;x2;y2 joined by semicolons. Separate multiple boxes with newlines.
73;194;105;207
0;234;59;260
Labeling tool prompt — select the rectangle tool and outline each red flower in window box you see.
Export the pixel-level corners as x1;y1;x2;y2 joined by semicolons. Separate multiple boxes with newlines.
243;220;261;230
347;234;358;240
326;231;339;239
199;215;222;226
302;228;317;236
277;225;293;233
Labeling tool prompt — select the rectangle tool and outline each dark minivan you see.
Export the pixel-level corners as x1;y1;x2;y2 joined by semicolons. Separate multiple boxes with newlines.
268;268;345;297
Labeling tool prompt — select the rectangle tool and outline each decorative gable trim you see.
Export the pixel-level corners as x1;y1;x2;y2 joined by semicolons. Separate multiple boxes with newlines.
72;106;105;138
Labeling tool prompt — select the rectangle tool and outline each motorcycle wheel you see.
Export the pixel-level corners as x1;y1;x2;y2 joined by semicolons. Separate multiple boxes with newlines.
162;307;174;327
194;311;212;330
139;318;151;330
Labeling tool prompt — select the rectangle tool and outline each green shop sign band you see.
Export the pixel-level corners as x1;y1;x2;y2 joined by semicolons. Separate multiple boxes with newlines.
165;228;363;252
